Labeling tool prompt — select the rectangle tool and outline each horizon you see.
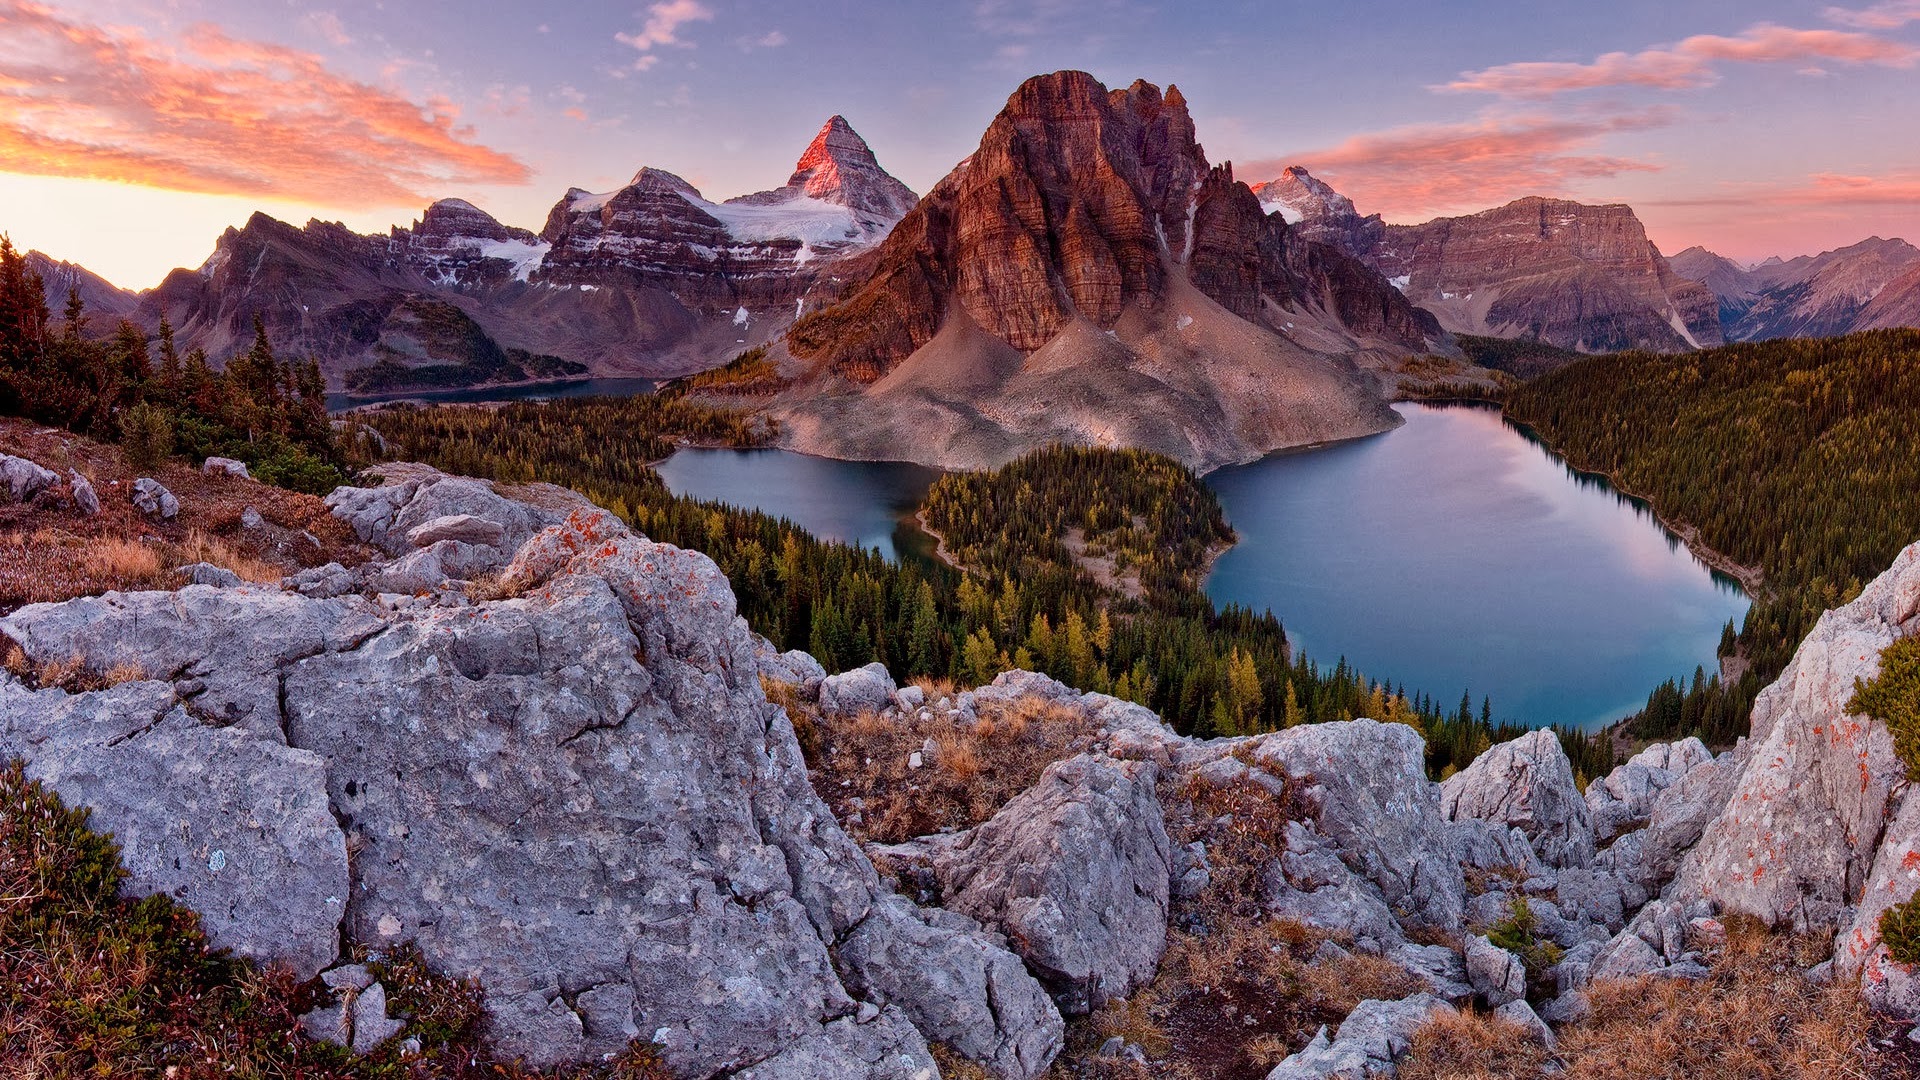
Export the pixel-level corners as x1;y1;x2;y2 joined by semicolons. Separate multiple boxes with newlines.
5;0;1920;288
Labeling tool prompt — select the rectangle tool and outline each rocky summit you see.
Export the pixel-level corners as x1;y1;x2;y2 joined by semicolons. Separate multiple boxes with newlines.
771;71;1440;472
4;452;1920;1077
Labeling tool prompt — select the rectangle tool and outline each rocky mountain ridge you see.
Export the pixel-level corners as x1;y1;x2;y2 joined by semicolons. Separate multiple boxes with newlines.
3;439;1919;1076
92;115;918;390
770;72;1441;472
1673;236;1920;342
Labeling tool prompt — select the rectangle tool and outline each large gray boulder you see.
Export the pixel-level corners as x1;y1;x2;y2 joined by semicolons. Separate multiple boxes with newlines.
325;463;567;558
69;470;100;515
0;453;57;502
0;679;347;980
1672;542;1920;931
931;753;1172;1014
1835;788;1920;1018
203;456;251;479
1586;738;1712;843
1440;729;1594;870
1264;820;1406;953
1246;720;1466;932
132;477;179;520
1596;744;1746;895
837;896;1065;1079
819;662;897;717
1265;994;1455;1080
1464;934;1527;1006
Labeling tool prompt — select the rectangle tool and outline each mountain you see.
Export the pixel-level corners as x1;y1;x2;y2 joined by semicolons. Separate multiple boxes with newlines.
25;251;139;325
1674;237;1920;341
109;116;916;390
770;71;1441;472
1857;260;1920;330
1249;166;1386;257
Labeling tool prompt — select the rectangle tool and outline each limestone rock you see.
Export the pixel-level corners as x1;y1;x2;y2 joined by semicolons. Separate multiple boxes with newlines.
932;753;1172;1014
1390;943;1474;1001
324;464;573;558
1673;542;1920;931
203;456;251;479
1441;729;1595;870
351;982;405;1054
404;512;507;550
1248;719;1466;932
1493;999;1555;1048
68;470;100;515
1264;820;1405;952
1265;994;1455;1080
1836;788;1920;1018
177;562;242;588
132;477;179;519
1586;738;1712;843
1597;745;1746;895
837;896;1064;1079
0;679;347;980
1465;935;1527;1006
820;662;898;718
0;453;57;502
726;1007;938;1080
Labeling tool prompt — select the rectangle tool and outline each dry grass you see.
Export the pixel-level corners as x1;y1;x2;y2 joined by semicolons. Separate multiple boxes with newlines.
0;417;372;613
1397;1009;1551;1080
799;691;1103;844
1554;916;1904;1080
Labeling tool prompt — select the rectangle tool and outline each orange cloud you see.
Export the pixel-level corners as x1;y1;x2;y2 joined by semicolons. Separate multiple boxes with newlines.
1649;171;1920;208
1245;110;1672;219
0;1;530;207
1443;23;1919;97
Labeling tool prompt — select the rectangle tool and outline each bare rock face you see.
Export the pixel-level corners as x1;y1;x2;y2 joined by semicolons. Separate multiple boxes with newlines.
1685;236;1920;341
1585;738;1713;843
1440;728;1595;870
777;71;1436;472
1245;719;1466;933
1264;993;1456;1080
1673;542;1920;930
1368;198;1722;353
929;752;1173;1014
0;466;1064;1077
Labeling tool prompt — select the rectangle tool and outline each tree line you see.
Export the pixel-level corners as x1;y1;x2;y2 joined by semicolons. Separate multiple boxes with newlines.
0;237;340;491
1506;329;1920;744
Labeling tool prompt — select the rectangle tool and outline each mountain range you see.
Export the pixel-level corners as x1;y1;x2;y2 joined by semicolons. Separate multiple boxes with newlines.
8;69;1920;463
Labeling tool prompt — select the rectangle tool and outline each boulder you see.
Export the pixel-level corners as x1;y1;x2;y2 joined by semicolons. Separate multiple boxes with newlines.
132;477;179;519
725;1008;938;1080
1265;994;1455;1080
1597;745;1746;895
324;463;573;558
351;982;405;1054
1441;729;1595;869
1450;818;1547;879
1464;935;1527;1006
0;453;57;502
758;643;828;689
837;896;1065;1079
1264;820;1405;952
0;679;347;980
177;562;242;588
931;753;1172;1014
203;456;251;479
404;513;507;550
69;470;100;515
1672;542;1920;931
1247;719;1466;932
819;662;898;717
1389;943;1474;1001
1493;999;1555;1049
1586;738;1711;843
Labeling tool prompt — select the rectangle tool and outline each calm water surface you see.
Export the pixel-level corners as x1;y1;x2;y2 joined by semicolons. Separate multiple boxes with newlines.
655;449;942;561
1205;404;1748;731
326;377;659;413
656;405;1747;731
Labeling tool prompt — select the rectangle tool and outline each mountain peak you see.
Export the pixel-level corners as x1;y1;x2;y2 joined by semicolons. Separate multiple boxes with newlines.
731;115;917;224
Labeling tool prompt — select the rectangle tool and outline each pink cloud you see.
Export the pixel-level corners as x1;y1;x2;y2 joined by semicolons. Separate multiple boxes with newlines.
1651;172;1920;208
616;0;714;69
1245;110;1672;219
0;1;530;206
1826;1;1920;29
1443;23;1919;98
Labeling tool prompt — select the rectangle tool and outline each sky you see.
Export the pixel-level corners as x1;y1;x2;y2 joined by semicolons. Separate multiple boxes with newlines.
4;0;1920;288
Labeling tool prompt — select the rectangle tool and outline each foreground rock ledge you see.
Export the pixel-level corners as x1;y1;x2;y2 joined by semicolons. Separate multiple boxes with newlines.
0;468;1058;1079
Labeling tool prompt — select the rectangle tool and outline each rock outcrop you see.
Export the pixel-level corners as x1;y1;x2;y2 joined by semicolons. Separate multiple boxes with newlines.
774;70;1439;472
1440;728;1595;869
1676;237;1920;342
0;465;1059;1077
925;753;1172;1014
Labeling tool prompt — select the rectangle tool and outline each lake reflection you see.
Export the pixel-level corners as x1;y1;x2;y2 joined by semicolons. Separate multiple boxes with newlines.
1204;403;1749;731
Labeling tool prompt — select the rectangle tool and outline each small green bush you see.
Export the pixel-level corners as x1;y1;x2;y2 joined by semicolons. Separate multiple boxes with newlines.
117;402;174;470
1880;894;1920;966
1486;896;1564;983
1849;636;1920;782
